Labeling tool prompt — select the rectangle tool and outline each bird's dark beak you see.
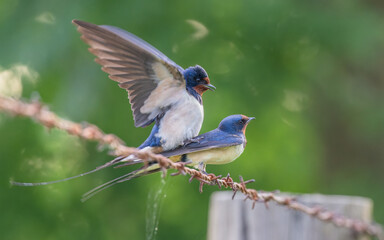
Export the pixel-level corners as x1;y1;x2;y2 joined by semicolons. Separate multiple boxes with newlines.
203;83;216;91
247;117;255;123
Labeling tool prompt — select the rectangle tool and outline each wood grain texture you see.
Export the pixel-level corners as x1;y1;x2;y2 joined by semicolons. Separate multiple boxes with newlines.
208;192;374;240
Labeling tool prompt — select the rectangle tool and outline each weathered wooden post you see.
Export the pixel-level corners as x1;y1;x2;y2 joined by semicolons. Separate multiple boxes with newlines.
208;192;376;240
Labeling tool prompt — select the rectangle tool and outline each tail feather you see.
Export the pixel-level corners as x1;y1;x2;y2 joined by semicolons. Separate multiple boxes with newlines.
81;167;144;202
81;164;161;201
117;167;161;183
10;155;139;187
114;160;144;168
11;148;171;200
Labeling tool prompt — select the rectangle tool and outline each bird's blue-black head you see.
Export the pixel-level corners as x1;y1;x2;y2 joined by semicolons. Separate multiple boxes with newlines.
218;114;255;135
183;65;216;95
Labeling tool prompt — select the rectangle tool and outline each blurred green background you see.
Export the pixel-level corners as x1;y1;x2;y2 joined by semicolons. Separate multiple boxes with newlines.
1;0;384;239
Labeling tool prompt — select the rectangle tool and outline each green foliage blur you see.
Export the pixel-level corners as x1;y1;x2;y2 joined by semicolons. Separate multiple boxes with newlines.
1;0;384;239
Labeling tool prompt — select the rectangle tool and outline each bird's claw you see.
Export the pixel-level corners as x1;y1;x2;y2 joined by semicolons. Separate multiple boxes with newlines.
197;162;208;175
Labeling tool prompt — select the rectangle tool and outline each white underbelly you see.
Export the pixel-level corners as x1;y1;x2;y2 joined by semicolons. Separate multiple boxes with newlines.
187;144;245;166
157;96;203;150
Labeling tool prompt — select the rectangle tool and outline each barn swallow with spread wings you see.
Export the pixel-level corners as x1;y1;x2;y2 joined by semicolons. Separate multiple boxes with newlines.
72;20;215;152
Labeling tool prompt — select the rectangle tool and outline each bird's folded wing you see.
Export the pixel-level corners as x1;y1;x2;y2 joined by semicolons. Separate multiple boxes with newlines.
73;20;187;127
160;130;244;157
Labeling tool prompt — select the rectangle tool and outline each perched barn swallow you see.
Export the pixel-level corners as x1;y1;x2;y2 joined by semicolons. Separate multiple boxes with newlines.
81;114;254;200
12;115;254;201
72;20;215;152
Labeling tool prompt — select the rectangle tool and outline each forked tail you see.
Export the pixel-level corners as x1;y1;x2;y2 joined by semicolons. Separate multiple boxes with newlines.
10;154;161;201
10;155;141;187
81;163;161;202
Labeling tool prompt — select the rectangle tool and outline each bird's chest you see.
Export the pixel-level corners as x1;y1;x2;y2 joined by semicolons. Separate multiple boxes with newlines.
188;144;245;166
157;96;203;150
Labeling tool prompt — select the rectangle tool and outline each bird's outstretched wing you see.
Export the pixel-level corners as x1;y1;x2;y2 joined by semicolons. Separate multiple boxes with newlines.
160;129;244;157
73;20;186;127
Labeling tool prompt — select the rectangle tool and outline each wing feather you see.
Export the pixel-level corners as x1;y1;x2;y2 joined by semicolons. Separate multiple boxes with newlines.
73;20;186;127
95;58;142;68
160;130;244;157
102;66;144;75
